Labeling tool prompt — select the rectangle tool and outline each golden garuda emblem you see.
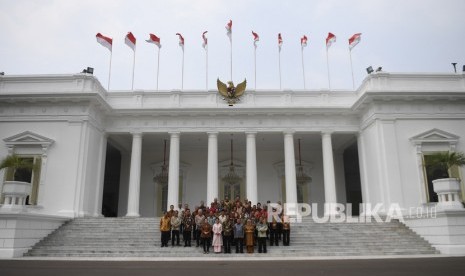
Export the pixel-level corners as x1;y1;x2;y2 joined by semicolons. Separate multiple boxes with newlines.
217;78;247;106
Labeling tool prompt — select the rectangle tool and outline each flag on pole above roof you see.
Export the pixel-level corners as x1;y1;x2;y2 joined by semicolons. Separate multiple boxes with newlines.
225;20;232;42
176;33;185;50
326;32;336;49
278;33;283;51
301;35;308;48
202;31;208;50
96;33;112;51
252;31;259;48
348;33;362;50
125;32;136;51
146;33;161;48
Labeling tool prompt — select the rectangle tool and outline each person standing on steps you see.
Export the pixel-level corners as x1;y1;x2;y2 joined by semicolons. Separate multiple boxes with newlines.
167;204;175;218
222;215;233;253
182;209;193;247
282;215;291;246
159;212;171;248
233;218;244;253
244;219;255;253
212;218;223;253
257;216;268;253
195;209;205;247
269;209;279;246
170;210;181;246
200;218;212;254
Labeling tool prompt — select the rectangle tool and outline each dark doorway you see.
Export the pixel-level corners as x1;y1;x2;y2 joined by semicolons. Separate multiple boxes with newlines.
424;155;448;203
14;157;34;183
343;142;363;216
102;142;122;217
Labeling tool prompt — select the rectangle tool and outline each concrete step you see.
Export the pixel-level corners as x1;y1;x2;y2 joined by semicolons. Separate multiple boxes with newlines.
25;217;439;257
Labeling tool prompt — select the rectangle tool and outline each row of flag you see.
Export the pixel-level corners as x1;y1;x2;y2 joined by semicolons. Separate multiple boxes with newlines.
96;21;362;53
95;20;363;91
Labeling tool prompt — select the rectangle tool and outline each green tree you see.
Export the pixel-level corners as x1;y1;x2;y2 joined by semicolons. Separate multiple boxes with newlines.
0;155;34;181
426;151;465;178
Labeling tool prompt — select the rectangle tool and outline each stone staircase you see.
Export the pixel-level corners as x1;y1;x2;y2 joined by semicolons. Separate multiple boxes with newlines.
24;217;438;257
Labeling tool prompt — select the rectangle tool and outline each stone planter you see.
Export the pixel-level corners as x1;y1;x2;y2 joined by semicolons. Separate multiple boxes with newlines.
433;178;464;210
2;181;32;206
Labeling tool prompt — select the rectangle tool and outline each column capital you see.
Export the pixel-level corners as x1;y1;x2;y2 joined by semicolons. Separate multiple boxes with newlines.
207;131;219;136
169;131;181;137
245;131;257;136
283;129;295;135
321;130;334;136
130;131;143;137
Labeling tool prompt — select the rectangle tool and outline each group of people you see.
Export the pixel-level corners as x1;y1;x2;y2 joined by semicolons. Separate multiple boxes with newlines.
159;197;291;254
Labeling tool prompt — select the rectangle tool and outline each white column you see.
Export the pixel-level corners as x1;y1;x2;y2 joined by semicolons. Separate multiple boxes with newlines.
167;132;180;210
283;131;298;204
207;132;218;204
126;132;143;217
322;131;338;215
246;132;258;204
94;133;108;217
357;132;370;204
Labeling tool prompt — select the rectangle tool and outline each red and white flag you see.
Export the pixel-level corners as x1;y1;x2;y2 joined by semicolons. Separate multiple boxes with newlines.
348;33;362;50
202;31;208;50
326;32;336;49
176;33;185;50
146;33;161;48
252;31;259;48
125;32;136;51
301;35;308;48
225;20;232;42
96;33;112;52
278;33;283;51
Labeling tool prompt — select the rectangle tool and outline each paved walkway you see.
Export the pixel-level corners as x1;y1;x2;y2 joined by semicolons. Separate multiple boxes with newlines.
1;257;465;276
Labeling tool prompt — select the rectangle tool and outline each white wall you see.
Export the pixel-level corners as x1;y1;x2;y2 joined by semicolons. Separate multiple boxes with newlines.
0;121;83;217
360;116;465;211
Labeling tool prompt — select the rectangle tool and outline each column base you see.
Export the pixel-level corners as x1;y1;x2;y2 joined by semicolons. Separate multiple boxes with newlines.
125;213;140;218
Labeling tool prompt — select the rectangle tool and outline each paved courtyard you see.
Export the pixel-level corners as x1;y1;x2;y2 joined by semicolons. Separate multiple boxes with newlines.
1;257;465;276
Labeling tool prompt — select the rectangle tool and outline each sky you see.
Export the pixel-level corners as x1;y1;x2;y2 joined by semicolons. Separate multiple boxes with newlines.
1;0;465;91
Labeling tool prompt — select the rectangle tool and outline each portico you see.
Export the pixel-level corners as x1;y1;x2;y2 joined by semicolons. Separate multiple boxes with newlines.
102;129;359;217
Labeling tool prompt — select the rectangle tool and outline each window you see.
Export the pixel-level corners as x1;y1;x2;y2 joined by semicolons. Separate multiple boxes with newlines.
410;128;463;204
2;131;54;206
1;156;41;205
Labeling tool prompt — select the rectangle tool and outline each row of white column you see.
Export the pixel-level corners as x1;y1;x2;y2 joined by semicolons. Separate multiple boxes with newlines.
125;131;338;217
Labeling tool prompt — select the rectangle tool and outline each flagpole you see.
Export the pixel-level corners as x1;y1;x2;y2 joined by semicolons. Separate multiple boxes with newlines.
181;48;184;90
254;45;257;90
206;47;208;90
131;47;136;90
301;47;306;89
107;50;112;91
326;48;331;90
230;35;233;82
278;48;282;90
156;48;160;91
349;49;355;90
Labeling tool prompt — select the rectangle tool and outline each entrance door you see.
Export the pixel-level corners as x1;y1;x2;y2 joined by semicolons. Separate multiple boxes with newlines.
102;143;121;217
223;183;241;200
343;142;362;215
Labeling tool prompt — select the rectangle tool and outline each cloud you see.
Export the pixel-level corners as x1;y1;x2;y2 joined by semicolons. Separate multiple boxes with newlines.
1;0;465;90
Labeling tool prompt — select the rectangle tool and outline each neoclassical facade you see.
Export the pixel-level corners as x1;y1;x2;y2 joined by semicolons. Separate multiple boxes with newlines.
1;72;465;256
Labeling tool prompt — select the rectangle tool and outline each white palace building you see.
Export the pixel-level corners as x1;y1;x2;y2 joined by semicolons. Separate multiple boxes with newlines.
1;71;465;257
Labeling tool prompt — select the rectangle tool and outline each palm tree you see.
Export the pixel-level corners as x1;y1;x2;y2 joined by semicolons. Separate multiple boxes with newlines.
426;151;465;178
0;154;34;181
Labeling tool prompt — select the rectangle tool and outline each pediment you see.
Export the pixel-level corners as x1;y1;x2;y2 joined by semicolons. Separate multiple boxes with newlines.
410;128;459;144
3;131;54;147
